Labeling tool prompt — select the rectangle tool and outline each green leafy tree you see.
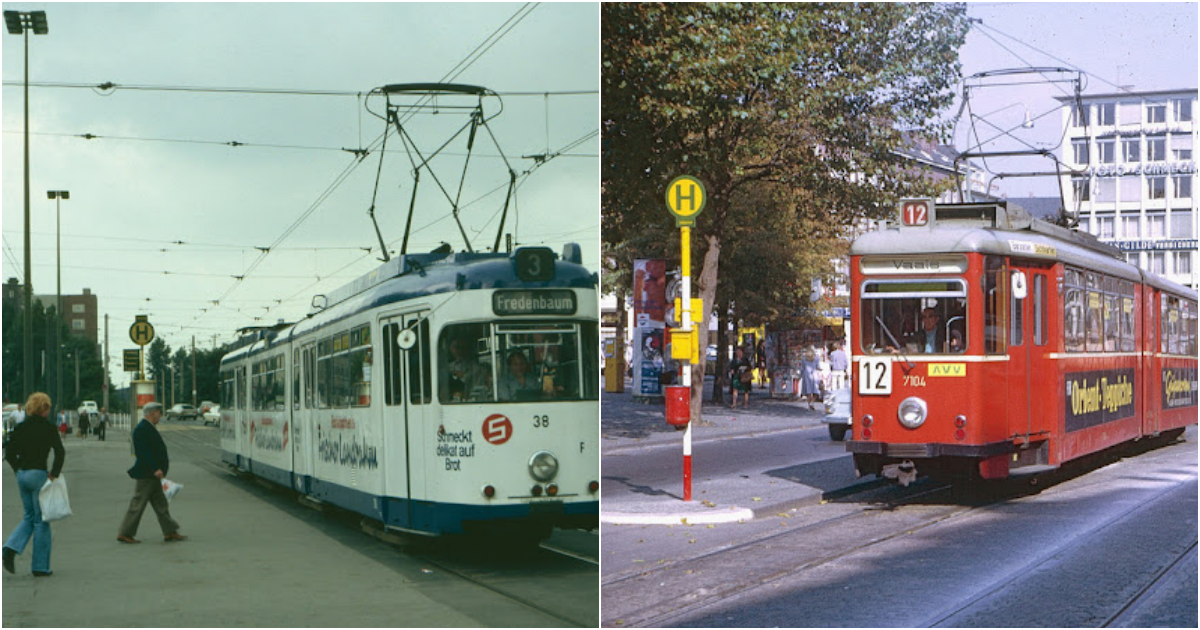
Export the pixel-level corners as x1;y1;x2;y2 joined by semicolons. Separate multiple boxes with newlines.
603;2;970;417
146;338;171;404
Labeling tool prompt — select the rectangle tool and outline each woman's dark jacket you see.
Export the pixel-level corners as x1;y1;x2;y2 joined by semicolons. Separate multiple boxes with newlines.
4;415;65;477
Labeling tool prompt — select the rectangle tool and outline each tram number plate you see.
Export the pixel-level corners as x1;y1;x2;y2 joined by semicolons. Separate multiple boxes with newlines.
859;358;892;395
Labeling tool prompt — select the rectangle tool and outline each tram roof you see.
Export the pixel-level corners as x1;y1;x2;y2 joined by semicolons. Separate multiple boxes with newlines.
221;244;597;364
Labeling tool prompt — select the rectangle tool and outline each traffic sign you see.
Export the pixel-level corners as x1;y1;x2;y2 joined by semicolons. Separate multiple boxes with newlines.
123;349;140;372
129;315;155;346
665;175;706;226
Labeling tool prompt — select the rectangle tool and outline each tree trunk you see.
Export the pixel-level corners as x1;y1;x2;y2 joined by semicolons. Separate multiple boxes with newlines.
690;233;721;422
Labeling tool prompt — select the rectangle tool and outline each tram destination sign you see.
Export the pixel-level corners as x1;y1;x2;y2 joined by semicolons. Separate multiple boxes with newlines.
493;290;577;316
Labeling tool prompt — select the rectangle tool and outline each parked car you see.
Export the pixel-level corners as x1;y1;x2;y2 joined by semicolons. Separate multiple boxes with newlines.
3;403;18;446
822;387;851;441
166;403;199;421
202;405;221;427
78;400;99;419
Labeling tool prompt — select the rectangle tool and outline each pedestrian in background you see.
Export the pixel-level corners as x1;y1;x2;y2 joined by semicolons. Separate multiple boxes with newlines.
57;413;69;439
78;411;90;439
800;347;820;410
96;407;108;441
729;347;752;409
3;392;66;578
829;341;849;390
117;403;186;544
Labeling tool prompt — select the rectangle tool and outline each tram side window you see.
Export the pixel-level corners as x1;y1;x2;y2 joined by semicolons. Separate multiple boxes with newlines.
273;356;286;410
220;370;235;410
1033;274;1047;346
1119;281;1136;353
237;366;247;410
984;257;1008;355
1063;269;1085;352
316;337;332;409
1085;272;1103;353
1010;273;1024;347
1162;296;1182;355
383;324;401;405
293;349;301;411
1103;276;1120;353
331;331;352;408
303;346;314;409
349;325;372;407
251;360;265;411
1186;300;1199;357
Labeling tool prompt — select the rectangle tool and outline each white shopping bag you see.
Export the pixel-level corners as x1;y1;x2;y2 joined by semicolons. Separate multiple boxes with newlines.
38;475;72;522
161;478;183;501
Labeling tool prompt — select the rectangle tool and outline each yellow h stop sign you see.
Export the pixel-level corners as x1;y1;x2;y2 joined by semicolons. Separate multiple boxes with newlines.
665;175;706;227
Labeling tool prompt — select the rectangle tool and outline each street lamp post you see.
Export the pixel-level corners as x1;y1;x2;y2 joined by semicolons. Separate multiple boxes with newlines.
48;190;68;409
5;9;49;401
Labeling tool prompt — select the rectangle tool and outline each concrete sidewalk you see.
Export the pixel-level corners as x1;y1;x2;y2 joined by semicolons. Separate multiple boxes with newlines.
1;426;512;627
601;379;860;526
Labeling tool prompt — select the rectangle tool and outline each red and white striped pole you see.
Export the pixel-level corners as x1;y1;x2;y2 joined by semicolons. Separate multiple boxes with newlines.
681;225;693;502
665;175;706;503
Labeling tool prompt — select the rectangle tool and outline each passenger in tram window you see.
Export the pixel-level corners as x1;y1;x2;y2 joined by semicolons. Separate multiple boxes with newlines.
948;329;964;353
445;335;489;402
498;351;541;401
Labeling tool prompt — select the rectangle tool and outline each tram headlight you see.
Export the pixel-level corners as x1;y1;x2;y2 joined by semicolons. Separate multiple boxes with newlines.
897;397;928;429
528;451;559;482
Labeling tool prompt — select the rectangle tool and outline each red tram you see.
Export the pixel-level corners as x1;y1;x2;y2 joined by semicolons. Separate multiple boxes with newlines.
847;200;1198;484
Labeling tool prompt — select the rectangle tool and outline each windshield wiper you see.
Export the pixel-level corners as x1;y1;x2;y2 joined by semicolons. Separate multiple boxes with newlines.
875;315;915;371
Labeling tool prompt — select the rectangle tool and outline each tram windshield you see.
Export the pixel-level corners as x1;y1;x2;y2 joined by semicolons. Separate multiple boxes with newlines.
439;321;598;404
859;279;968;355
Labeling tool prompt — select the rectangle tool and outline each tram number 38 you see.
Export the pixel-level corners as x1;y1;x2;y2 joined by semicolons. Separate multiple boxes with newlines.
859;358;893;395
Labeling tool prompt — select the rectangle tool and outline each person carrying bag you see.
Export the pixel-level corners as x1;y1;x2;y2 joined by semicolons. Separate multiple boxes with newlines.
3;392;66;578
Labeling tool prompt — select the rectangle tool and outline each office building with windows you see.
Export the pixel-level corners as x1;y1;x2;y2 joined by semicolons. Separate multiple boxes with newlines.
1058;88;1198;289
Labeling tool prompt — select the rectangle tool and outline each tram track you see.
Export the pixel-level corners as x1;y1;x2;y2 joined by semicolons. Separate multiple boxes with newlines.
158;422;598;627
603;479;980;627
1102;541;1198;628
604;434;1196;628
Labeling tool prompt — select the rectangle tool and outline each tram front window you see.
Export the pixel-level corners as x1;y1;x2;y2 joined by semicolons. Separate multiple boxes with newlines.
439;322;597;404
860;279;968;355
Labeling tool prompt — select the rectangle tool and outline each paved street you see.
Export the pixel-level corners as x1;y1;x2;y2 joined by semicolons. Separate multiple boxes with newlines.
3;421;598;627
601;380;1199;628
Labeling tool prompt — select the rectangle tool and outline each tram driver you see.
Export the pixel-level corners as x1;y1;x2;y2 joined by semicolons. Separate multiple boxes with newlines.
499;350;542;401
911;307;946;353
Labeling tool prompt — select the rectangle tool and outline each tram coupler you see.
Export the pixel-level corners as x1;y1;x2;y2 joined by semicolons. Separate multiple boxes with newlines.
881;460;918;487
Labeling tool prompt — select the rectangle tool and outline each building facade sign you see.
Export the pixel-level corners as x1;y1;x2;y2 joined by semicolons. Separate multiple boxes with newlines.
1110;239;1198;252
1087;161;1195;178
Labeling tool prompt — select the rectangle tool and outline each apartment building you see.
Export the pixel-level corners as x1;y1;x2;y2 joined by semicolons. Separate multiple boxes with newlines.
1058;88;1198;289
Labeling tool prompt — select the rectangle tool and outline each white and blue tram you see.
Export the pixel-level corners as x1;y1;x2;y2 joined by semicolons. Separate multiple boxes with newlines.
218;244;599;538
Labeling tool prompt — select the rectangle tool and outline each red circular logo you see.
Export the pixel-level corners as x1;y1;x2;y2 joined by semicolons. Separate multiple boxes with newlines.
482;414;513;445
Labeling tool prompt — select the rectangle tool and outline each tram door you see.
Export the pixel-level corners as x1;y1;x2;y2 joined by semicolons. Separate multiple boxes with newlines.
380;311;431;529
293;344;315;494
1007;262;1053;444
1142;286;1159;436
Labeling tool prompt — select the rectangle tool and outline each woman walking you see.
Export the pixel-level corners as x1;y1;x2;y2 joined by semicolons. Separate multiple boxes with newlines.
3;392;66;578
